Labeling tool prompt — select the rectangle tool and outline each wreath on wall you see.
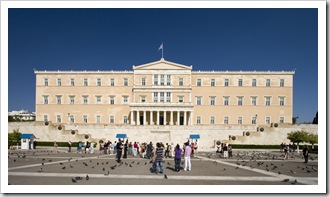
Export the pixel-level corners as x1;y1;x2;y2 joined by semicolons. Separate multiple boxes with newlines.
71;130;75;135
246;132;250;136
84;135;89;139
231;136;236;140
58;125;62;130
259;127;264;132
44;121;49;126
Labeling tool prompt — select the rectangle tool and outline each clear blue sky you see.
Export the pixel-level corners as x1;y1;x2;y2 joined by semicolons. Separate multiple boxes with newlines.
8;8;318;123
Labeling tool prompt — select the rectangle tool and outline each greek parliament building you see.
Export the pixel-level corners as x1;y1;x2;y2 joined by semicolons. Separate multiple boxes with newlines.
34;58;295;146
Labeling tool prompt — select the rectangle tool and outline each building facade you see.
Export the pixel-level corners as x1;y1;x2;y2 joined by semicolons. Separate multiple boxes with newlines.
35;58;294;127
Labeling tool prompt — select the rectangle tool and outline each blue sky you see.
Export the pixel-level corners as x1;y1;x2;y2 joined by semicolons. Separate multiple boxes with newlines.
8;8;318;123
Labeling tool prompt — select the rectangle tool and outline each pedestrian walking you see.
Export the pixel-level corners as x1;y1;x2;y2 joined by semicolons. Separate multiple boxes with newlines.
54;141;58;153
68;141;72;152
116;140;123;163
303;145;309;163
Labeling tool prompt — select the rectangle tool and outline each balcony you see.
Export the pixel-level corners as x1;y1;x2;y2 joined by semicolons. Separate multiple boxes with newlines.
130;102;193;107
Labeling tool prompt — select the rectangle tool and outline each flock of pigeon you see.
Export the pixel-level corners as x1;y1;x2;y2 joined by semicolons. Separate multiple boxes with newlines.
9;149;317;185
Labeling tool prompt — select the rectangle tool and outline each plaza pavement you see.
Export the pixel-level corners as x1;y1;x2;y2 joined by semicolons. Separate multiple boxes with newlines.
8;147;318;185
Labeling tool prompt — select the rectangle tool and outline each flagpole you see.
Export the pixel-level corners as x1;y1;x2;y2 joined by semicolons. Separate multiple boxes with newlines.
162;42;164;59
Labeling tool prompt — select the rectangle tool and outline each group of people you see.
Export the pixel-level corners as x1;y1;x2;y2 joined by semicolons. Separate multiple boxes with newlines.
216;143;233;158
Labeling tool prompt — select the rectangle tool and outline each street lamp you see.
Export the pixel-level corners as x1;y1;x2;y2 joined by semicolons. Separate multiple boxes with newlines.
255;114;258;129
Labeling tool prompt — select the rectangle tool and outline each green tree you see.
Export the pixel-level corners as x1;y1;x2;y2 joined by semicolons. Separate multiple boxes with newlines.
287;130;309;153
8;129;22;149
307;133;318;150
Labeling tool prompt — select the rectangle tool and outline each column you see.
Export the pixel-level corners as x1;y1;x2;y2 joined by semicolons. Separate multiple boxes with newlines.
184;111;187;126
157;111;160;125
170;111;173;125
177;111;180;125
137;111;140;125
143;111;146;126
164;111;167;125
190;111;193;126
150;111;153;125
130;110;134;125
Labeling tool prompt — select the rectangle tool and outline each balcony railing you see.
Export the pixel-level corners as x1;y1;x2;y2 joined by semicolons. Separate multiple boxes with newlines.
130;102;193;107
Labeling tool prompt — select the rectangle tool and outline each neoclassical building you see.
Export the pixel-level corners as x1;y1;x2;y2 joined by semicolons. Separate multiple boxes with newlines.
35;58;294;127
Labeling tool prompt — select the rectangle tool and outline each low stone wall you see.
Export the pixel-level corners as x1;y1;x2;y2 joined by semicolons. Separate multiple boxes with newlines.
8;122;318;151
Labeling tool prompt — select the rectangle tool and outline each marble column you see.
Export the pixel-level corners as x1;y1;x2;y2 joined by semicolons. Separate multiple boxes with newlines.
170;111;173;125
184;111;187;126
143;110;146;126
164;111;167;125
130;110;134;125
157;111;160;125
150;111;153;125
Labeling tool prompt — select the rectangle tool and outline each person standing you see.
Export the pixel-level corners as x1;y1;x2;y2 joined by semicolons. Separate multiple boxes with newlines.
174;144;182;172
303;145;309;163
123;141;128;159
153;142;164;174
68;141;72;152
116;140;123;163
184;142;192;171
90;142;95;154
54;141;58;154
228;144;233;158
133;142;138;157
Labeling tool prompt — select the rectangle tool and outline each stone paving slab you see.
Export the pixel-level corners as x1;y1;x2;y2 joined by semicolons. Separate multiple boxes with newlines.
8;148;318;185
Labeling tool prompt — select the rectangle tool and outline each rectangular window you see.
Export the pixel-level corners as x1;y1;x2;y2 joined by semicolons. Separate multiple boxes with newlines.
280;79;285;87
83;96;88;104
123;96;128;104
96;96;102;104
197;116;201;124
210;97;215;105
251;97;257;106
154;75;158;85
57;78;61;86
43;115;48;122
123;116;128;124
178;96;184;103
265;97;271;106
166;92;171;102
96;115;101;123
166;75;171;85
70;78;75;86
252;79;257;87
279;117;284;123
70;96;75;104
160;92;165;102
124;78;128;86
211;79;215;87
56;96;62;104
69;115;75;123
142;78;146;86
266;117;271;124
210;116;215;124
110;78;115;86
83;115;88;123
160;75;165;85
43;96;49;104
141;96;146;103
179;78;183;86
197;79;201;86
266;79;271;87
56;115;61;123
97;78;101;86
238;116;242;124
196;97;202;105
224;79;229;87
84;78;88;86
252;116;256;124
110;116;114;124
238;79;243;87
154;92;158;102
224;97;229;106
279;97;285;106
238;97;243;106
110;96;115;105
224;116;229;124
44;78;48;86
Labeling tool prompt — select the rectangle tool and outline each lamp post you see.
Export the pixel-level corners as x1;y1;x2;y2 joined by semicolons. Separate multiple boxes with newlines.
255;114;258;130
68;113;70;124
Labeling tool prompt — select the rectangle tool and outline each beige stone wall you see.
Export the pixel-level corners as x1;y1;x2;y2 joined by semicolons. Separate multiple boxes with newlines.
8;122;317;151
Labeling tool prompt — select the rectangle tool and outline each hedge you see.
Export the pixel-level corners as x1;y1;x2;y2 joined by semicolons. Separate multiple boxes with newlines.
27;141;97;148
230;144;318;151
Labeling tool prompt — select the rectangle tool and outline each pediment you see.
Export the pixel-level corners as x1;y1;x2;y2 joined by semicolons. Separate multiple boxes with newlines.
133;58;192;70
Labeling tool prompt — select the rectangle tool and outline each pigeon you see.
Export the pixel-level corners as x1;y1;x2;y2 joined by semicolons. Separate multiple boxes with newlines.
235;166;239;170
86;175;89;180
90;160;92;163
104;171;109;176
42;163;44;166
137;162;140;165
278;171;281;175
103;167;105;171
70;165;73;168
60;162;63;165
306;169;312;173
129;164;133;167
72;178;77;183
97;162;99;165
92;166;95;169
290;170;296;174
49;160;52;162
14;159;16;162
62;166;66;170
145;162;148;165
111;166;116;170
223;168;226;171
106;161;109;164
37;168;43;172
149;161;153;164
291;179;298;184
164;174;168;179
282;179;290;182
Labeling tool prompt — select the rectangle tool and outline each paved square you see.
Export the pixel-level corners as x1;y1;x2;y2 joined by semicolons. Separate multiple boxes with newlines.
8;147;318;185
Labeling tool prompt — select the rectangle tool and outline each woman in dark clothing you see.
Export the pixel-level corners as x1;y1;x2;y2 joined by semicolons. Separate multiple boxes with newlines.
123;141;128;158
174;144;183;172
